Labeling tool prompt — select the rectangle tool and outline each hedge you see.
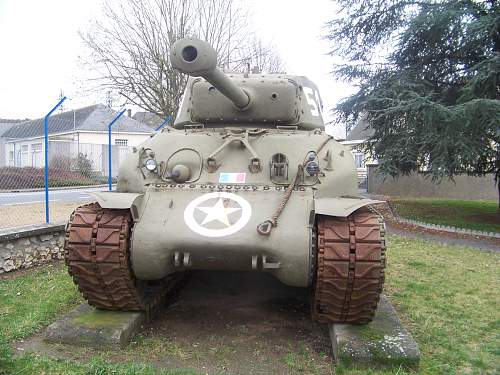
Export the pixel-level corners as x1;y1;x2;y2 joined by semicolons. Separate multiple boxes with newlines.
0;167;109;190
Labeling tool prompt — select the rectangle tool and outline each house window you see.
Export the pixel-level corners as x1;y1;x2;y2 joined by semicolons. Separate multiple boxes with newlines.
114;139;128;146
354;153;365;169
21;145;29;166
31;143;42;167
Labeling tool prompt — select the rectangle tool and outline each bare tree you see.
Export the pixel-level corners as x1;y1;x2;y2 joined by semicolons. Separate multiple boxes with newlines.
231;36;285;74
81;0;283;118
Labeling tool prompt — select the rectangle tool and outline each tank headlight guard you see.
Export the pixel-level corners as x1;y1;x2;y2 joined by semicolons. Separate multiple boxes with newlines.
162;147;203;183
306;151;317;162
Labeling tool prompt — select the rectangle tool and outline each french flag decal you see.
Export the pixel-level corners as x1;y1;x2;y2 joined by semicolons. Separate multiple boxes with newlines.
219;172;246;184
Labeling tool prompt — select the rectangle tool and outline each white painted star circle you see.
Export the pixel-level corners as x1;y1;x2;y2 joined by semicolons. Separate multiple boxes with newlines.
184;192;252;237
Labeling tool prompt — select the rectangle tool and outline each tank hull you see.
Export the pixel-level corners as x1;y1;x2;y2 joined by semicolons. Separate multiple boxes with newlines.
131;186;313;287
64;202;386;323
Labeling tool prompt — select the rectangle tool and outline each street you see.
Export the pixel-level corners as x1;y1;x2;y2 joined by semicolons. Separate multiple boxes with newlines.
0;187;106;206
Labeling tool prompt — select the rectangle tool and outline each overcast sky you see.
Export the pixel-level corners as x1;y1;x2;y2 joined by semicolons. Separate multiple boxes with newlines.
0;0;352;138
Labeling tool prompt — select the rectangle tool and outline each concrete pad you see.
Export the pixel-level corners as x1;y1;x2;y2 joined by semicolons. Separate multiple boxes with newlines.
329;295;420;370
44;304;145;349
20;272;332;373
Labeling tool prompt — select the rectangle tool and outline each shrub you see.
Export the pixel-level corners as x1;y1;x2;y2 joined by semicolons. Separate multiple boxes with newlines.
50;155;72;172
75;153;95;179
0;166;106;190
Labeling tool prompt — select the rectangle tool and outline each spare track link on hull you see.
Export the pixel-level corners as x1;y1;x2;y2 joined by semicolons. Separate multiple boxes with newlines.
64;203;182;314
312;208;386;324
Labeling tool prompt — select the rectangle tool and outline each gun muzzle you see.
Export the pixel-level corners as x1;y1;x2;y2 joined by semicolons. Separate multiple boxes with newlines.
170;38;251;109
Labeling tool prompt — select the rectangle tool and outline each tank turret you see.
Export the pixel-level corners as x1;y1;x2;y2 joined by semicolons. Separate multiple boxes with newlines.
170;38;251;109
170;37;325;129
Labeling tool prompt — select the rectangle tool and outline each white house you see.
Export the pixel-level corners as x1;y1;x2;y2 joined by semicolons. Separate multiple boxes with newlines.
340;118;378;184
0;119;27;168
2;104;153;174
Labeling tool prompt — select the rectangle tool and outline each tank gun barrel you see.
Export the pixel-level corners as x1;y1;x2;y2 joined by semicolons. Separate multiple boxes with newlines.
170;38;250;109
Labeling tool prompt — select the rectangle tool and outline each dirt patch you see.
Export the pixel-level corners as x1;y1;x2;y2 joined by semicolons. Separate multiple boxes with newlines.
371;201;500;246
15;271;335;374
0;201;90;229
466;213;500;225
383;198;500;233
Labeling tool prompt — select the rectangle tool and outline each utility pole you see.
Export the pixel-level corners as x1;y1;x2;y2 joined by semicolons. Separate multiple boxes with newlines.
106;91;113;108
58;90;65;112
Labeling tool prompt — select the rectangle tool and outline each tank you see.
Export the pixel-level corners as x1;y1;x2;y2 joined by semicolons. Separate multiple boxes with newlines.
64;38;386;324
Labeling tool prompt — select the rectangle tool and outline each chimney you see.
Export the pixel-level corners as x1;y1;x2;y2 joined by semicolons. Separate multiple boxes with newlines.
127;109;132;117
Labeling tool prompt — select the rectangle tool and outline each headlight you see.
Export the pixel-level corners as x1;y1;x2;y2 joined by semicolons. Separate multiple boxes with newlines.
305;161;319;176
144;158;157;171
171;164;191;183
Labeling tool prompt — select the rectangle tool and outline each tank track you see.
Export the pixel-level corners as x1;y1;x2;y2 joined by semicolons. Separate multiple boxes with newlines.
64;203;184;314
312;208;386;324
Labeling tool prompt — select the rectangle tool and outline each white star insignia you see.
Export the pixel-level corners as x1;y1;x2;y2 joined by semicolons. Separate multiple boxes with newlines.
196;198;241;227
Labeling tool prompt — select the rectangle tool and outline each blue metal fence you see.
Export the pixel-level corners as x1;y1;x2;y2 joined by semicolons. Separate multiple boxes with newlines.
0;102;168;229
155;115;173;131
44;97;67;223
107;109;126;191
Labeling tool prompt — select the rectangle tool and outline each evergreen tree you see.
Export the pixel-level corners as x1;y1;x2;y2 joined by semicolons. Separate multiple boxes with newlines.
327;0;500;206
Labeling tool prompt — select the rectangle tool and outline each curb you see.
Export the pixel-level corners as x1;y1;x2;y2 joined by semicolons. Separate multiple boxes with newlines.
395;217;500;239
381;201;500;240
0;222;66;242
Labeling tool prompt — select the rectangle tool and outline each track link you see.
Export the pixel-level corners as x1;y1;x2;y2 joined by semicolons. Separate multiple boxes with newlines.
312;208;386;324
64;203;184;313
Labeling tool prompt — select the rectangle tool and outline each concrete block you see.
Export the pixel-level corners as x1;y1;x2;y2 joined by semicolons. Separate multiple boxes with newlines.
329;295;420;370
44;304;145;349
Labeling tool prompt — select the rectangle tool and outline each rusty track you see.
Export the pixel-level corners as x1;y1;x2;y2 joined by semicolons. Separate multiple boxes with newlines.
312;208;386;324
64;203;184;314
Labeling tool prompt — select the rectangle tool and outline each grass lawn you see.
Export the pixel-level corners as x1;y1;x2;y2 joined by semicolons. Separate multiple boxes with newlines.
1;237;499;374
390;198;500;233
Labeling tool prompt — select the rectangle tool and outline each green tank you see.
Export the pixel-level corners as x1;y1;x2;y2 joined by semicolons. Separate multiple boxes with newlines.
64;38;386;324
